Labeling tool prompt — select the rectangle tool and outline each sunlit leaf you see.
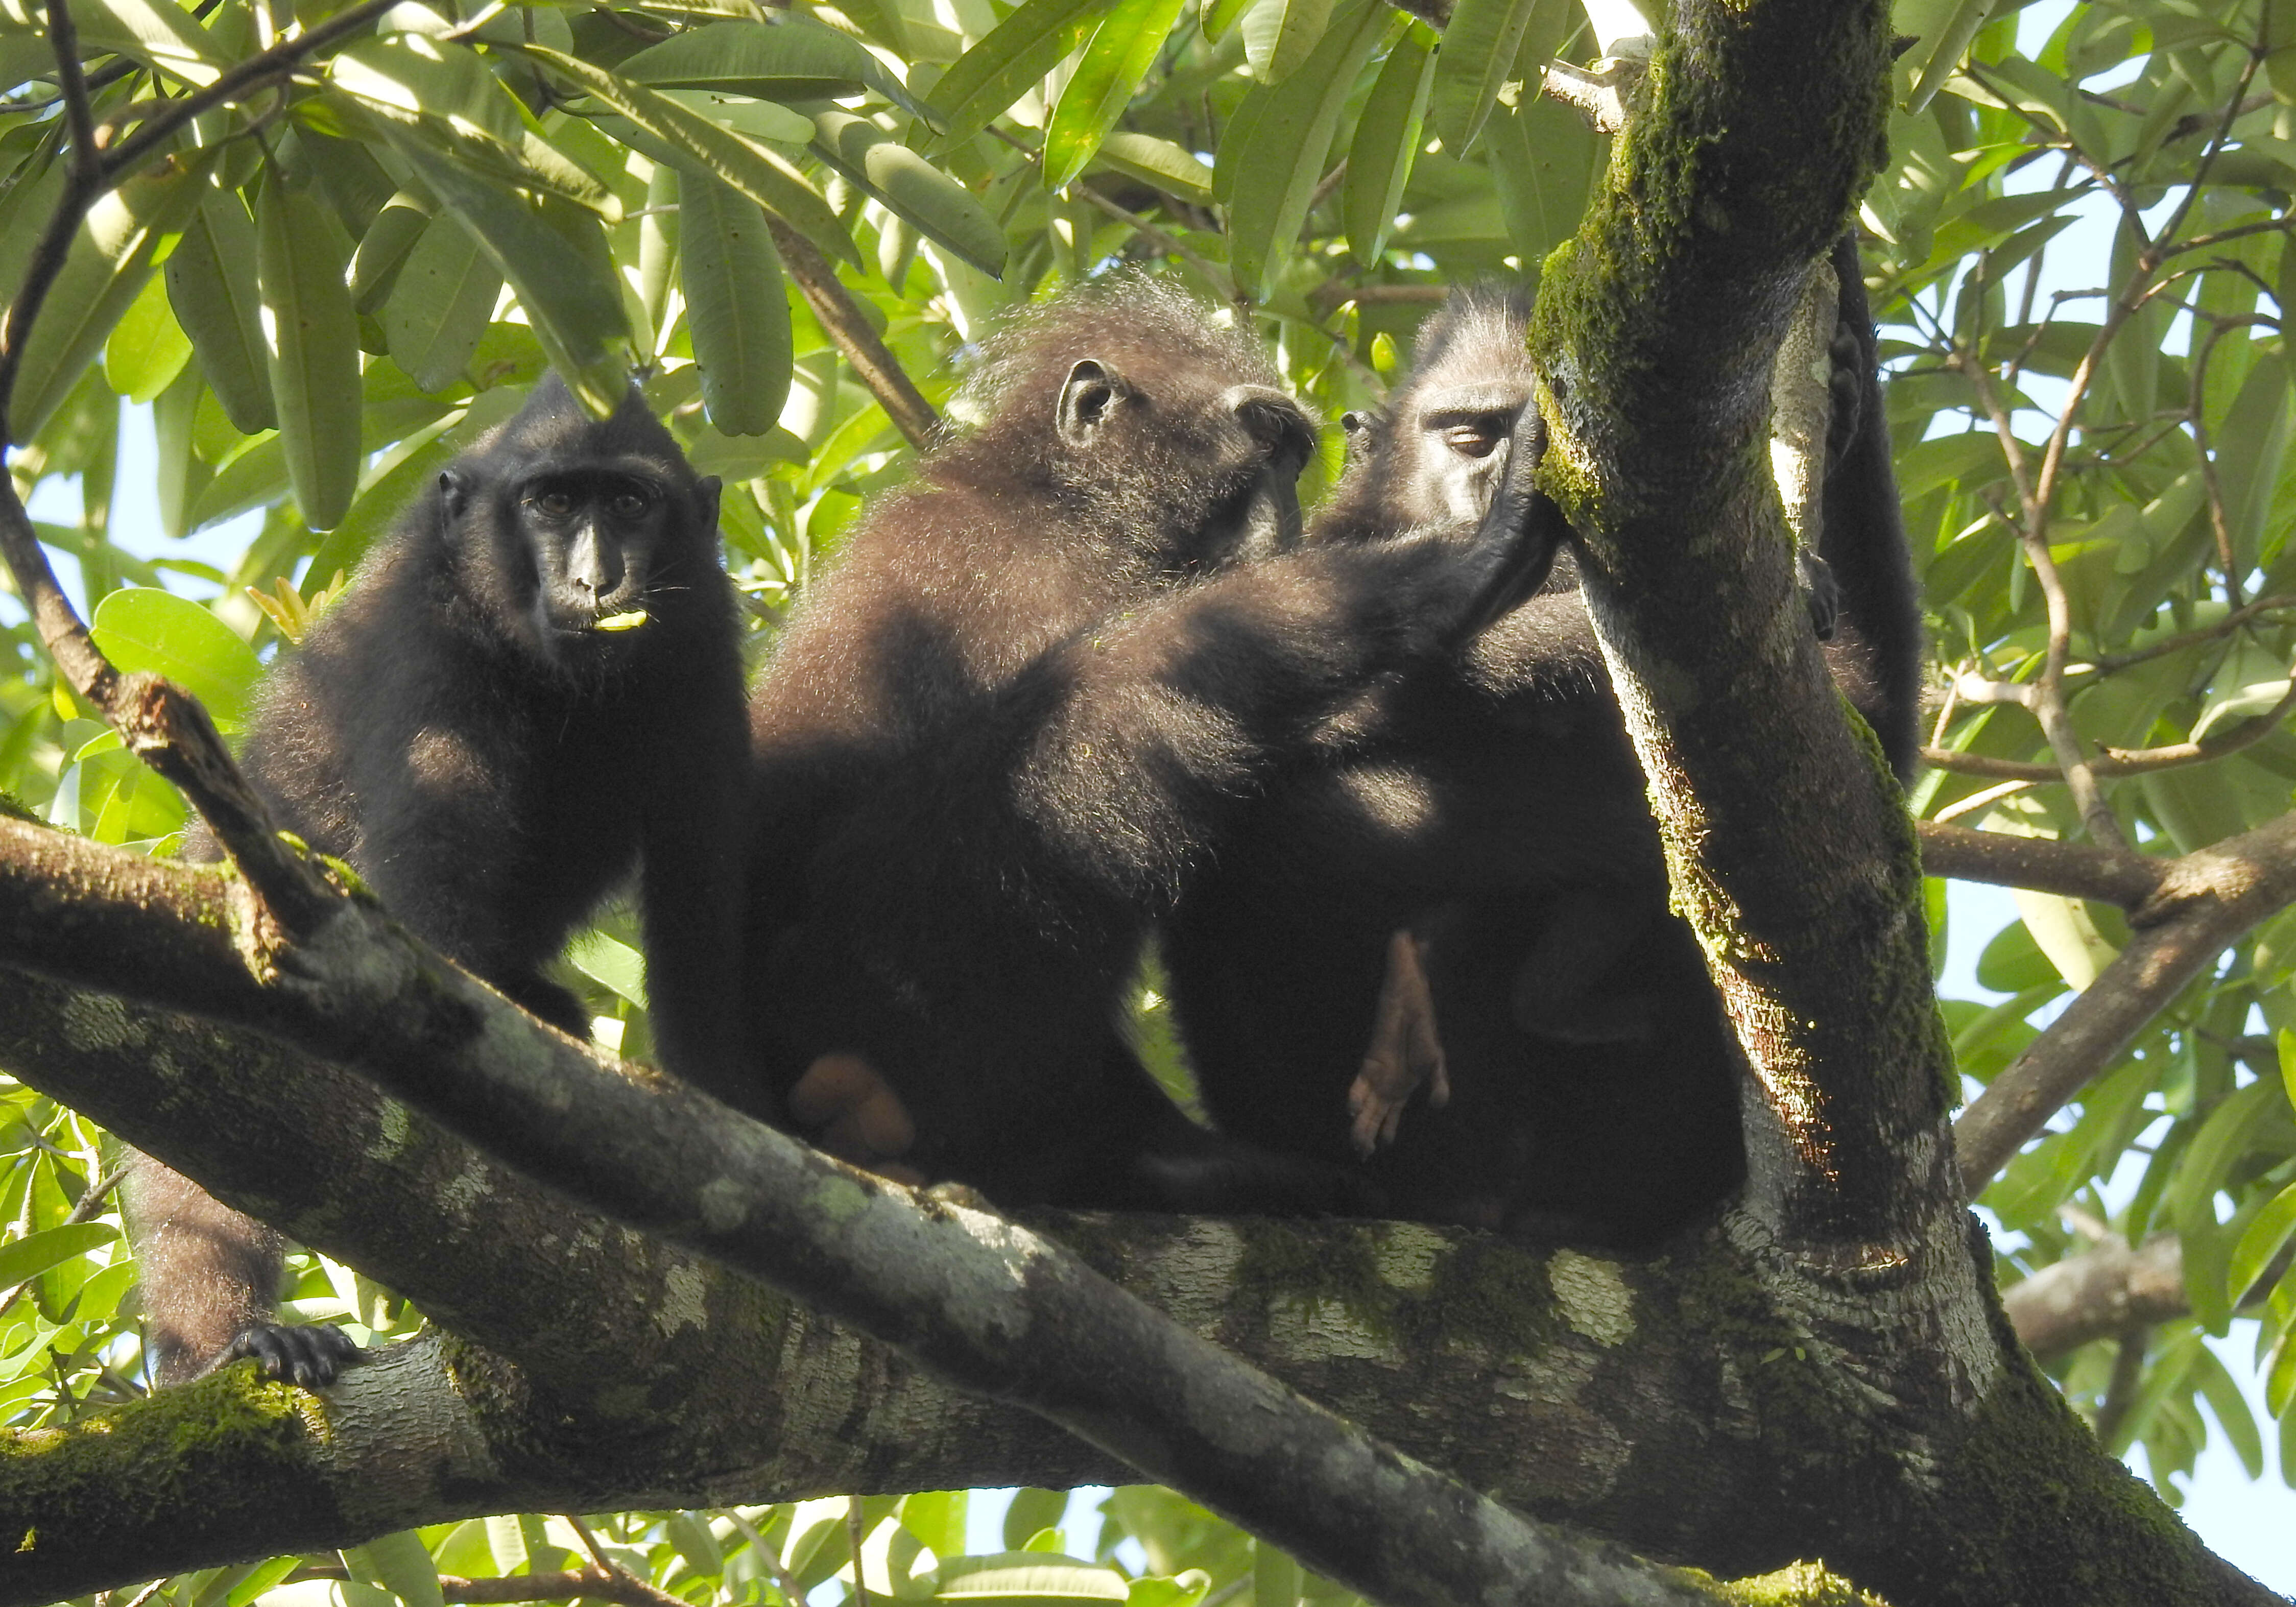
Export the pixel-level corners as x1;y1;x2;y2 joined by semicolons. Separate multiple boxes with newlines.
1043;0;1187;190
617;16;927;120
677;168;794;437
385;139;630;415
812;111;1006;277
384;215;503;394
14;147;216;440
166;185;278;435
88;588;262;728
0;1222;114;1289
1222;0;1394;298
521;45;855;268
254;180;362;531
928;0;1123;148
1343;21;1434;263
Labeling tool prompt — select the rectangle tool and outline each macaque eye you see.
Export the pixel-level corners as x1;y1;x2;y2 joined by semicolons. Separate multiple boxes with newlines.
1444;424;1502;459
531;490;577;519
610;489;652;520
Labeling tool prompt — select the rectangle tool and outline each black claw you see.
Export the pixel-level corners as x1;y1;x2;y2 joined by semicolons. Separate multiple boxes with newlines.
1800;549;1842;641
225;1322;366;1388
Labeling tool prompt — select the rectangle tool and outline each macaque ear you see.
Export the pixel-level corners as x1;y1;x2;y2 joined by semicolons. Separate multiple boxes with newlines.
1057;358;1133;448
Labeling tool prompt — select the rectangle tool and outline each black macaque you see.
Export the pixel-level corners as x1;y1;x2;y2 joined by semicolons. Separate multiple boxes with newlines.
742;277;1561;1211
1163;235;1923;1246
125;376;747;1387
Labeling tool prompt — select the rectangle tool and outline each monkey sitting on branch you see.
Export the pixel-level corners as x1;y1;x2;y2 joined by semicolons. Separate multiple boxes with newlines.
1163;236;1923;1245
743;276;1562;1211
127;376;748;1387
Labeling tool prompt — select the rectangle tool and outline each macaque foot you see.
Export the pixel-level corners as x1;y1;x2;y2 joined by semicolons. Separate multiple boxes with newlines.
1348;928;1449;1157
216;1322;365;1389
791;1053;925;1185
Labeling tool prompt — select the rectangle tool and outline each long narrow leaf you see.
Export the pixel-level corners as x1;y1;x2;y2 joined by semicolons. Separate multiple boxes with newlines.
929;0;1123;148
165;186;277;434
254;182;363;531
1223;0;1393;298
384;216;503;394
70;0;225;87
1092;131;1213;205
1428;0;1549;154
617;16;928;121
1343;21;1435;263
14;147;217;440
386;138;630;416
1043;0;1187;190
811;111;1006;277
1240;0;1332;85
520;45;856;267
677;169;793;437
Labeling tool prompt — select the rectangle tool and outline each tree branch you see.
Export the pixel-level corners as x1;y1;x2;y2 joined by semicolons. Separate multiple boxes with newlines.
764;217;941;450
0;817;1716;1607
1954;809;2296;1191
1916;821;2169;907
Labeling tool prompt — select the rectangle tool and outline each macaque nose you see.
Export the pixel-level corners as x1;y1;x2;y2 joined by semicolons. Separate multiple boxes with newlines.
566;526;623;604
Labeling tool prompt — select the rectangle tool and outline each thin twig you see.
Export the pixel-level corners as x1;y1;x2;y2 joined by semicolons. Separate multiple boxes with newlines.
99;0;399;180
764;216;941;450
1920;669;2296;782
848;1498;871;1607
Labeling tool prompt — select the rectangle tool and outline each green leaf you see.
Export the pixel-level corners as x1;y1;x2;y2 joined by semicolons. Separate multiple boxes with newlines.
304;423;460;597
677;169;794;437
1240;0;1332;85
255;181;363;532
102;270;192;404
346;1531;445;1607
1485;89;1595;271
811;111;1006;277
1223;0;1394;298
2214;352;2293;575
931;1555;1131;1604
70;0;226;87
1428;0;1558;154
652;88;816;146
88;588;262;729
0;1221;115;1289
385;138;630;417
1903;0;1996;114
326;40;618;220
929;0;1123;148
2232;1180;2296;1306
1091;131;1213;205
567;929;647;1004
1344;21;1436;263
520;45;855;268
482;1515;528;1576
617;17;927;121
166;186;277;435
1202;0;1256;41
898;1492;966;1560
384;216;503;394
1044;0;1188;190
351;193;433;316
14;147;216;440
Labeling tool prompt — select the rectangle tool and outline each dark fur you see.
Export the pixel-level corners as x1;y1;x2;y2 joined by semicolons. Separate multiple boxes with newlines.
1165;237;1922;1245
127;377;747;1386
742;278;1557;1210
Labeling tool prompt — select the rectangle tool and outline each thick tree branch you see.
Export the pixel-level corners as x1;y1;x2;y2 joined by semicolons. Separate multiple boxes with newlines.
764;217;942;450
1917;821;2170;907
1955;810;2296;1190
0;818;1716;1607
1530;0;1947;1253
0;0;398;940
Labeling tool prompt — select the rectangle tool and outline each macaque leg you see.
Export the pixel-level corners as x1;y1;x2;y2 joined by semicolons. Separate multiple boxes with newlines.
790;1053;925;1185
1348;928;1450;1157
